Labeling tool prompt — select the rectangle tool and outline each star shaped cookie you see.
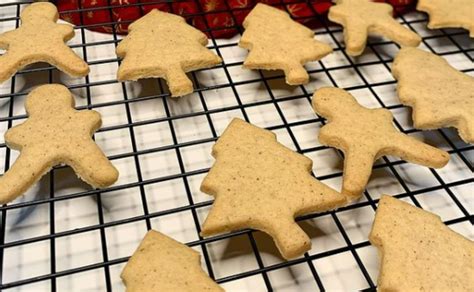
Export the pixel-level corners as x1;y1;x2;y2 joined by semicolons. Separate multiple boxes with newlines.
328;0;421;56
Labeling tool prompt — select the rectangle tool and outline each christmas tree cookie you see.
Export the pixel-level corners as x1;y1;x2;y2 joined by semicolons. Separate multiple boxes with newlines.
328;0;421;56
0;84;118;204
122;230;223;292
116;9;222;97
370;195;474;292
312;87;449;200
0;2;89;83
200;118;347;260
239;3;333;85
392;48;474;144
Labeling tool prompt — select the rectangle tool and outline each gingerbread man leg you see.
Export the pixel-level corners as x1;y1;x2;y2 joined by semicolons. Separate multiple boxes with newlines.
458;118;474;143
342;149;376;199
343;23;369;56
49;46;89;77
385;133;449;168
0;149;52;204
0;53;27;83
67;142;119;188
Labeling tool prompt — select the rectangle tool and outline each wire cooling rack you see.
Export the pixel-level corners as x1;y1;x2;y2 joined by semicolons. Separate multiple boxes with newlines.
0;0;473;291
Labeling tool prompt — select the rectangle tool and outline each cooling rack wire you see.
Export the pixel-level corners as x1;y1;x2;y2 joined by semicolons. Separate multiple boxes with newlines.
0;0;472;291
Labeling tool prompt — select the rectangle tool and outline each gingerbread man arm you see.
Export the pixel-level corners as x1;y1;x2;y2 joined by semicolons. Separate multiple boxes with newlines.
385;133;449;168
0;148;53;204
0;30;15;49
375;17;421;48
4;123;29;150
76;110;102;133
319;123;347;147
54;23;75;41
49;46;89;77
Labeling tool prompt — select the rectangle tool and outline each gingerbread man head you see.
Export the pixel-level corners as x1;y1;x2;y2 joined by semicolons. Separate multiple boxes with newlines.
313;87;360;120
21;2;58;24
25;84;75;116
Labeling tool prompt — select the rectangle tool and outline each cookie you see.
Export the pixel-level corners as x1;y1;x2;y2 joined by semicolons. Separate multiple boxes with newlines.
328;0;421;56
0;84;119;204
417;0;474;37
392;47;474;144
116;9;222;97
200;118;347;260
312;87;449;200
239;3;333;85
369;195;474;292
122;230;223;292
0;2;89;83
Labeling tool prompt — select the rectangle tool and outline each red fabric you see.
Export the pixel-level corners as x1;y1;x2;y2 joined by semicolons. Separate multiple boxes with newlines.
56;0;417;38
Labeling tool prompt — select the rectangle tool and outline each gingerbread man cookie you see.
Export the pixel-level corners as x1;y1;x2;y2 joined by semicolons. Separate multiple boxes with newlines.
0;2;89;83
200;118;347;260
392;47;474;144
239;3;333;85
0;84;118;204
328;0;421;56
312;87;449;200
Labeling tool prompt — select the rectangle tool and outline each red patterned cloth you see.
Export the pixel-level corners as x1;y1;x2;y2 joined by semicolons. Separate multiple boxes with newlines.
55;0;416;38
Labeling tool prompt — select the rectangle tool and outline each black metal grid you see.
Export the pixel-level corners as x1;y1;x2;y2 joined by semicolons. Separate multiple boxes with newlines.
0;0;472;291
